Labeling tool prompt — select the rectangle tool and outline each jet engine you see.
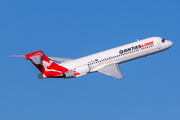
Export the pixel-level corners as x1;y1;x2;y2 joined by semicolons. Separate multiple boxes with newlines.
63;70;75;78
63;65;90;78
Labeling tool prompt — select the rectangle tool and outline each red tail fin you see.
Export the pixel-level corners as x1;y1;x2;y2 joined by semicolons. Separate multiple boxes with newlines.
25;51;69;78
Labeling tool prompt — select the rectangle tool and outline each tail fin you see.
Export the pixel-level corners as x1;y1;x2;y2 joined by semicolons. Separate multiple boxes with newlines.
25;51;68;78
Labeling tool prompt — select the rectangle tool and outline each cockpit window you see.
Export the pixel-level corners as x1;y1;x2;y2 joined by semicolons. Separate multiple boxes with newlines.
161;38;165;43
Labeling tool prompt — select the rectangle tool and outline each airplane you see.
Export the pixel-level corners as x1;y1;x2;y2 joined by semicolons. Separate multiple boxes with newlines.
10;37;173;79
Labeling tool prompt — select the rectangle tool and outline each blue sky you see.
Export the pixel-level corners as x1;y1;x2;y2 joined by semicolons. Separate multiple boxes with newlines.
1;0;180;120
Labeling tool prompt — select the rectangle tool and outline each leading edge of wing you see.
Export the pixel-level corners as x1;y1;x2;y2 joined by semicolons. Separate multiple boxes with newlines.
48;57;74;63
98;64;123;79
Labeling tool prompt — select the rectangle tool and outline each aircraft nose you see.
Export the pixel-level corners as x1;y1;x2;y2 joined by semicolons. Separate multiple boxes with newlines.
167;40;173;48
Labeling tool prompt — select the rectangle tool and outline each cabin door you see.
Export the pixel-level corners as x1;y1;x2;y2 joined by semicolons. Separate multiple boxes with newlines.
157;42;161;49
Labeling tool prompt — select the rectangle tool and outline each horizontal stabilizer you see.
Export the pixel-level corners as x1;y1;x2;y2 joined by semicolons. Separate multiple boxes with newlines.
9;55;25;57
9;55;73;63
48;57;74;62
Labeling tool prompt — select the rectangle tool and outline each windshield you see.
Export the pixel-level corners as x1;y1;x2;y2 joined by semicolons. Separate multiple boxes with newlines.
161;38;165;43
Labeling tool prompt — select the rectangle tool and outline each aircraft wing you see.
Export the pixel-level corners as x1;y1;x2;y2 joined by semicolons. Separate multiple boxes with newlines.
98;64;123;79
48;57;74;62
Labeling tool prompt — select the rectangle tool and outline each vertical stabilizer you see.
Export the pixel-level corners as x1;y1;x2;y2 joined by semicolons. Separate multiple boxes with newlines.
25;51;69;76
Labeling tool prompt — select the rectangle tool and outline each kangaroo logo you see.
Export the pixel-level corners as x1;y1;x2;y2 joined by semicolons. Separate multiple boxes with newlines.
42;60;53;67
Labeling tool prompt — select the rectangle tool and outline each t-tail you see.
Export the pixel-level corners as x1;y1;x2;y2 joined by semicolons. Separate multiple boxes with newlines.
25;51;69;79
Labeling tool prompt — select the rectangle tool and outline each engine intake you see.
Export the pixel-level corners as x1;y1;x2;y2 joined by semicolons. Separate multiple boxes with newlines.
63;64;90;78
63;70;75;78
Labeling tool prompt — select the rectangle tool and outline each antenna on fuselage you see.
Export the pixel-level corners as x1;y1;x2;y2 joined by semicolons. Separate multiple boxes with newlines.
137;39;139;41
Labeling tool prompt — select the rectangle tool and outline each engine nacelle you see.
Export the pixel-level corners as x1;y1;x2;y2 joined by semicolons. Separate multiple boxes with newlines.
63;65;90;78
63;70;75;78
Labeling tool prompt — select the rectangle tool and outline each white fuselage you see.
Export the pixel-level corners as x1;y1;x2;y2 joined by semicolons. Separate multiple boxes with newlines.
60;37;173;74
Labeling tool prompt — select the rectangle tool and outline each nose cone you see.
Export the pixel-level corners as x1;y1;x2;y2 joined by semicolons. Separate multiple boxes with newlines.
166;40;173;48
167;40;173;48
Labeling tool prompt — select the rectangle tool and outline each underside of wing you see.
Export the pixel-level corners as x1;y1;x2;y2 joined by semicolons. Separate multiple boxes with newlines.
48;57;74;62
98;64;123;79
